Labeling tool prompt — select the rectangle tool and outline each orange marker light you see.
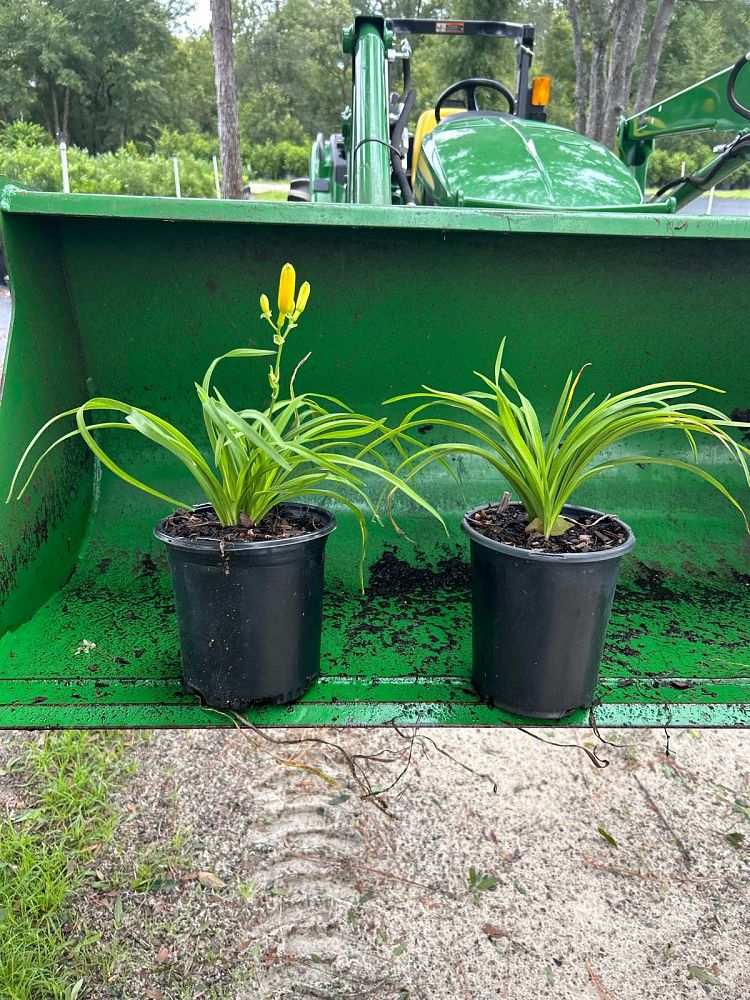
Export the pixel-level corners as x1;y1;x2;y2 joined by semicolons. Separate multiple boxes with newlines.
531;75;552;107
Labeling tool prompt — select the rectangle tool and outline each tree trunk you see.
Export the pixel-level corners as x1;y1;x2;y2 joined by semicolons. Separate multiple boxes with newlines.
210;0;243;199
634;0;677;112
600;0;647;147
62;86;70;139
567;0;587;134
586;0;612;145
50;83;60;138
587;41;608;143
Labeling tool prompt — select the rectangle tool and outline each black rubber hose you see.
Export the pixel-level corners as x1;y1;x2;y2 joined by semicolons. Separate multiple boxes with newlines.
727;51;750;121
390;87;416;205
651;132;750;201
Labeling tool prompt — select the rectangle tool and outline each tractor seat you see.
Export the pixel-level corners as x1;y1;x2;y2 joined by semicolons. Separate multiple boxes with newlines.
411;106;464;181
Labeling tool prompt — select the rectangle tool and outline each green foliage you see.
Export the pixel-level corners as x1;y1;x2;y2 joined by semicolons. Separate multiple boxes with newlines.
648;148;702;189
235;0;355;143
0;120;53;149
0;732;130;998
165;33;217;136
0;140;218;196
248;139;308;179
467;865;500;905
648;143;750;190
0;823;77;999
153;127;218;161
8;265;441;580
0;0;178;152
537;9;577;131
390;339;750;537
239;83;308;146
0;127;310;191
429;1;516;94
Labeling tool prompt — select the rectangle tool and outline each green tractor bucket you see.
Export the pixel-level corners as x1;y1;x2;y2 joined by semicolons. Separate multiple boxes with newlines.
0;184;748;729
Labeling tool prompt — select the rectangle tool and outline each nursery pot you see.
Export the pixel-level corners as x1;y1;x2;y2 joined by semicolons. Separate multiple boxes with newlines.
154;503;336;710
461;504;636;719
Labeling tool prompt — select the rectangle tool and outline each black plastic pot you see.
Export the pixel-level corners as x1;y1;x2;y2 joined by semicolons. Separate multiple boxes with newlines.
461;504;636;719
154;503;336;710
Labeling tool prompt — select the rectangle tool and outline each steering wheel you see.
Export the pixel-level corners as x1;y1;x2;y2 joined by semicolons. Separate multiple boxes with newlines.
435;78;515;122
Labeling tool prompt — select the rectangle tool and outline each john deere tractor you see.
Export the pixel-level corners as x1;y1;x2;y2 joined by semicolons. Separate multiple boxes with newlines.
296;16;750;214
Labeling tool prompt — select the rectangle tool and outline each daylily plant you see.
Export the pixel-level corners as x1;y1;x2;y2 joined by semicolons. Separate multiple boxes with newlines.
389;338;750;537
8;263;441;581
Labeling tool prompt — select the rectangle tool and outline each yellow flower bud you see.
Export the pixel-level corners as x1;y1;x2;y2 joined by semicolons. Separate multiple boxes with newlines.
294;281;311;317
259;293;271;318
277;262;296;317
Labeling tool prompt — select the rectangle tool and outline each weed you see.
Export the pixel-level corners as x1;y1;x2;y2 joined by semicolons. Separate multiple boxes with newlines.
238;880;256;902
130;828;193;893
467;865;500;905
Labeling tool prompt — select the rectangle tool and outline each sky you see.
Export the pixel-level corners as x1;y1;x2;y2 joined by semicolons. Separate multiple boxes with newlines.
184;0;211;33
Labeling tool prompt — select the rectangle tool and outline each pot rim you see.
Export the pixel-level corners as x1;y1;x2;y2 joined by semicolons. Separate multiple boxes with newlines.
153;501;337;553
461;502;636;563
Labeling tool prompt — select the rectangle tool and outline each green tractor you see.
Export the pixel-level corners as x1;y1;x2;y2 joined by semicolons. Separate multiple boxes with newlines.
0;15;749;731
300;16;750;213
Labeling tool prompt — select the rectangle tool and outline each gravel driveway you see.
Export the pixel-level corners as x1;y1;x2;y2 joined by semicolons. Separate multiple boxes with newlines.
77;725;750;1000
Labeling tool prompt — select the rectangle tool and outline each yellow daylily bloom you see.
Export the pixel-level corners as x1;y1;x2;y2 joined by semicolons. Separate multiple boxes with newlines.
277;263;296;317
293;281;311;319
259;293;271;319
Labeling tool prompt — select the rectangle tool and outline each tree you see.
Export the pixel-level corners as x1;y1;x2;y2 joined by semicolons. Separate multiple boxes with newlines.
210;0;243;198
71;0;176;150
566;0;668;147
634;0;677;112
602;0;648;138
164;34;218;136
235;0;354;143
567;0;587;133
0;1;88;139
0;0;178;150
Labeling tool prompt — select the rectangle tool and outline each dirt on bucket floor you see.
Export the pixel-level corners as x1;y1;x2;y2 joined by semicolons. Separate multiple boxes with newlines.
39;725;746;1000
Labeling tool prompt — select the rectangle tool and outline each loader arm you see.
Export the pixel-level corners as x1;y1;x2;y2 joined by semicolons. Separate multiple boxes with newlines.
618;53;750;210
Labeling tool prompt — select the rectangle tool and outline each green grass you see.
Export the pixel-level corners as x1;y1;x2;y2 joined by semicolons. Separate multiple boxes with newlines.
710;188;750;198
0;732;133;999
253;189;288;201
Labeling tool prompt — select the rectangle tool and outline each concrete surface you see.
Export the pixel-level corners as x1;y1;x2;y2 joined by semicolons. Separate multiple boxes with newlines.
679;196;750;215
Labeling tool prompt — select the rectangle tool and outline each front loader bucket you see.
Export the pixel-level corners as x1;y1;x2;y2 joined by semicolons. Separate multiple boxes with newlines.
0;185;748;729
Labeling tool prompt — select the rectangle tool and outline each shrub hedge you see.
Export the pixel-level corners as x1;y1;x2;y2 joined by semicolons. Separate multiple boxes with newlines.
0;128;310;195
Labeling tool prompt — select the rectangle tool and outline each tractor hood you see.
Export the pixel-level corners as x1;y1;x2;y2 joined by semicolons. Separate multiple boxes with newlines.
416;114;647;211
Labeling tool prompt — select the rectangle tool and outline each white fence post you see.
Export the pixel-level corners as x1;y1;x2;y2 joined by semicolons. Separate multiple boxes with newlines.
212;155;221;198
59;139;70;193
706;186;716;215
173;157;182;198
